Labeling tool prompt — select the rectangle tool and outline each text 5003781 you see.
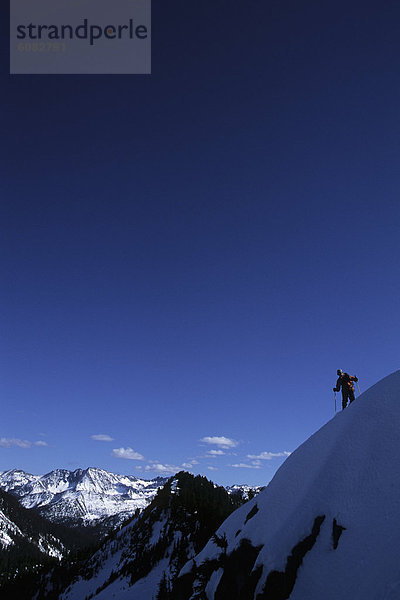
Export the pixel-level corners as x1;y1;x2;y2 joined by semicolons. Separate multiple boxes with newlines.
18;42;66;52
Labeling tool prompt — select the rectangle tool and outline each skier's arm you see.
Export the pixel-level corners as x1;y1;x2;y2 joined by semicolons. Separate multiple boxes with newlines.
333;377;341;392
350;375;358;382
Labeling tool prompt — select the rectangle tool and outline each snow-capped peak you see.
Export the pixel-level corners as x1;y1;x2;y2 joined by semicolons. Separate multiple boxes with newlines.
0;467;168;528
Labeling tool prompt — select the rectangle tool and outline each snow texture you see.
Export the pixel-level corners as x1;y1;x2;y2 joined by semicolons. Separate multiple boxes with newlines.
184;370;400;600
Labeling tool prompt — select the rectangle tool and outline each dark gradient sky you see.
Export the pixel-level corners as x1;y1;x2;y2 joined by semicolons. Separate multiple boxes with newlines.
1;0;400;485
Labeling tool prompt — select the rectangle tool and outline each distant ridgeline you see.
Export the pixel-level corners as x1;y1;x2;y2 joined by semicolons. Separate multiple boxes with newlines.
0;467;169;531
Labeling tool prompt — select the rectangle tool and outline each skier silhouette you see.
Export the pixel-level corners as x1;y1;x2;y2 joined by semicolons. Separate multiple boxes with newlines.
333;369;358;410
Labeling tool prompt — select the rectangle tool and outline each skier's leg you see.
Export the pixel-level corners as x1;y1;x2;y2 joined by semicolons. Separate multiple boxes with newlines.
342;391;348;410
349;389;356;404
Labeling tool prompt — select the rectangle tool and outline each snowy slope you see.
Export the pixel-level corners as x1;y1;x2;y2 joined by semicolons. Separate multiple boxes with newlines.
0;488;65;557
0;504;24;548
43;472;246;600
175;370;400;600
0;468;167;528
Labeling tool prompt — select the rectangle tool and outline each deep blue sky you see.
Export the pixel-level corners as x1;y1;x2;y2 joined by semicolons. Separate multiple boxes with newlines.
1;0;400;485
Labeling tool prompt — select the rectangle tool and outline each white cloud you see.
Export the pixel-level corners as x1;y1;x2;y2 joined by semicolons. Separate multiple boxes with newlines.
247;451;291;460
0;437;44;449
206;449;225;457
91;434;114;442
207;466;218;471
111;447;144;460
200;436;238;449
182;462;194;469
145;463;179;475
34;440;48;447
231;462;261;469
1;438;31;448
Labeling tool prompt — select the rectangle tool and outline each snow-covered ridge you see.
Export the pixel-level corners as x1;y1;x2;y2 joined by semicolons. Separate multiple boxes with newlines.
0;467;168;527
226;483;264;500
177;370;400;600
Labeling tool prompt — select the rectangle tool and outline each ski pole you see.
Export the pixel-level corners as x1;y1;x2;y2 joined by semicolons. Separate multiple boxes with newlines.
334;391;337;413
357;382;361;395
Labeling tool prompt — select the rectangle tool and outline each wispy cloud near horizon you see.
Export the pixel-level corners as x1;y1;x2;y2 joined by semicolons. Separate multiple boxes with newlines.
91;434;114;442
247;451;291;460
230;462;261;469
0;437;48;449
145;462;180;475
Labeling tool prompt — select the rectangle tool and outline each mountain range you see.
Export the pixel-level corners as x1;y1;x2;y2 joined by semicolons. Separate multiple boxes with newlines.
1;471;248;599
0;467;262;533
0;467;262;597
4;370;398;599
0;468;169;530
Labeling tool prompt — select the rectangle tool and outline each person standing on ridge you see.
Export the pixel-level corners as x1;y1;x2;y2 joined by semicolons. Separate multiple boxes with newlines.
333;369;358;410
